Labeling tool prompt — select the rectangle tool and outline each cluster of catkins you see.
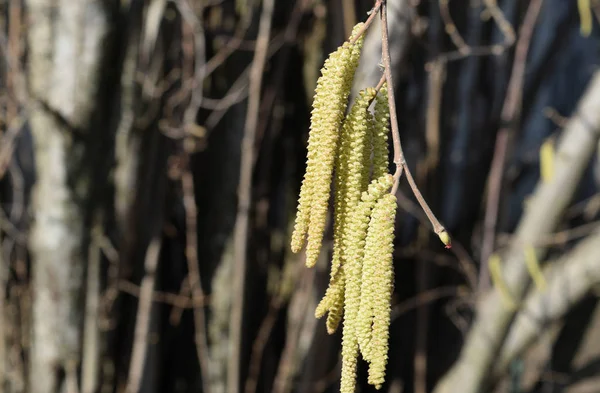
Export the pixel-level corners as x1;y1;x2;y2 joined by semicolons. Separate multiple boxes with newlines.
290;23;397;392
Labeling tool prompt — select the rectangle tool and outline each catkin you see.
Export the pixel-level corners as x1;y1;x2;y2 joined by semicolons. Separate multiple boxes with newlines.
373;84;390;180
325;274;345;334
363;194;396;389
314;272;345;334
340;174;393;393
291;23;365;268
331;88;377;277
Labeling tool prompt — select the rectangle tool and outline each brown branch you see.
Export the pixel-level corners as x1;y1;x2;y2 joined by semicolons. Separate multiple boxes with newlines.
125;237;162;393
480;0;544;292
350;0;383;44
244;299;283;393
228;0;275;391
492;229;600;379
439;0;469;55
437;0;516;63
433;64;600;393
381;1;446;238
181;169;212;393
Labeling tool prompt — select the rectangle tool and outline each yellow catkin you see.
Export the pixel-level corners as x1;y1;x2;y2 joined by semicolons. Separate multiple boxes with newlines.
314;271;345;334
325;274;346;334
319;87;376;334
292;23;365;267
331;88;377;277
364;194;396;389
373;84;390;180
340;174;393;393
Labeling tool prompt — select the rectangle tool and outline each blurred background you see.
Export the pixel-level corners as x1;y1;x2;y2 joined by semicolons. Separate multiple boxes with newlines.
2;0;600;392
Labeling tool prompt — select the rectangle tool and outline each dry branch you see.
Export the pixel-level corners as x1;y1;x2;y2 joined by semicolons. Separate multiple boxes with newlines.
125;237;162;393
434;71;600;393
229;0;275;391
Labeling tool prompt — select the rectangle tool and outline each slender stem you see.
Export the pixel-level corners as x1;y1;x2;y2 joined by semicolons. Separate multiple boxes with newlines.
229;0;275;391
380;1;404;180
350;0;383;44
381;0;447;237
375;72;386;92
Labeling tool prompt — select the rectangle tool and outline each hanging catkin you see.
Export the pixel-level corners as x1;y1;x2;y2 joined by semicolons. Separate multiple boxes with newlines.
317;87;377;333
291;22;365;268
373;84;390;180
331;88;377;276
362;193;396;389
340;174;393;393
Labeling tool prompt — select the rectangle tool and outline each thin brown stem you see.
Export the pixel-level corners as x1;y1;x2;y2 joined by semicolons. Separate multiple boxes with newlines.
381;1;446;238
350;0;383;44
229;0;275;391
380;1;404;181
375;72;386;92
480;0;544;292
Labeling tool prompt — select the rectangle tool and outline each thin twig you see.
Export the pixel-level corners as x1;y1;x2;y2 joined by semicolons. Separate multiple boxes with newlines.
350;0;383;44
244;299;283;393
480;0;544;292
380;1;404;193
229;0;275;391
181;169;212;393
175;4;213;390
437;0;516;63
125;237;162;393
380;1;446;238
439;0;469;55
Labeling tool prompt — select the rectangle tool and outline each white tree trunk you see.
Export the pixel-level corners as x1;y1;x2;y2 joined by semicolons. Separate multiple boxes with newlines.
26;1;110;392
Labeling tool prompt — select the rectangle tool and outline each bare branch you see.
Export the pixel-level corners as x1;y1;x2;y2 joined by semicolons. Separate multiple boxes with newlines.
493;229;600;379
228;0;275;391
434;70;600;393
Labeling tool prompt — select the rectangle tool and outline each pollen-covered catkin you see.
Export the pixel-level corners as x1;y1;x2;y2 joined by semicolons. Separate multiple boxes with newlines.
325;275;345;334
340;174;393;393
364;193;396;389
373;84;390;180
291;23;365;268
314;271;345;334
331;88;377;279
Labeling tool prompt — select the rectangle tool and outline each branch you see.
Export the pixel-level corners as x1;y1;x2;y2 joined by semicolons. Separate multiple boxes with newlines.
433;71;600;393
228;0;275;391
350;0;413;112
125;237;162;393
480;0;543;291
493;229;600;379
380;0;447;240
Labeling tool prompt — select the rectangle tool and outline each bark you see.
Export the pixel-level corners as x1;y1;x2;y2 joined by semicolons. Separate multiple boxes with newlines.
493;229;600;377
26;1;111;392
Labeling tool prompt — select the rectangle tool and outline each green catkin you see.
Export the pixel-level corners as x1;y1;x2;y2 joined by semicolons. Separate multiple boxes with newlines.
291;22;365;267
364;194;396;389
340;174;393;393
373;84;390;180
